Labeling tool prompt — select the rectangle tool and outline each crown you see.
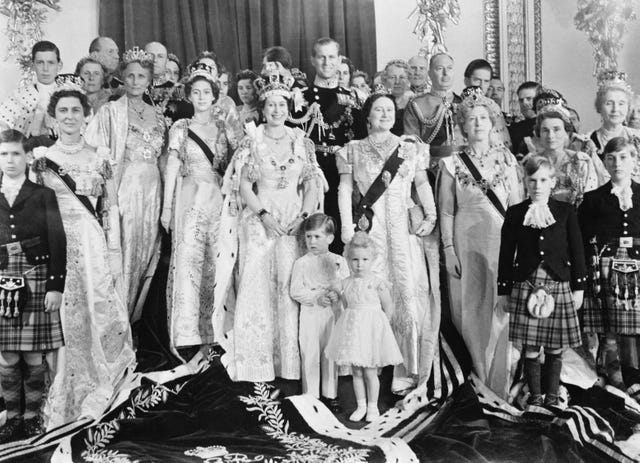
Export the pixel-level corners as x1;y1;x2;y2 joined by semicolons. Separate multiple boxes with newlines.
55;73;85;93
290;67;307;82
254;61;294;100
597;69;632;93
188;62;216;82
122;46;154;66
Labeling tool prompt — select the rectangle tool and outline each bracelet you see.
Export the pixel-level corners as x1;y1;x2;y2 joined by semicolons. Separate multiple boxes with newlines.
257;208;269;220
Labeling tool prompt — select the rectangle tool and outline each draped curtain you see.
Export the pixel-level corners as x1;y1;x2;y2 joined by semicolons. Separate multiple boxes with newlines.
99;0;377;79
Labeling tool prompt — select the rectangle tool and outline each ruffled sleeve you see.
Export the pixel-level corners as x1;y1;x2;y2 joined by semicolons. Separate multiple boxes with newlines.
300;137;327;191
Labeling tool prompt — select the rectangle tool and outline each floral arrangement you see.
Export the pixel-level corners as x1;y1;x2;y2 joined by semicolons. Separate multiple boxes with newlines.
574;0;637;75
409;0;460;57
0;0;61;85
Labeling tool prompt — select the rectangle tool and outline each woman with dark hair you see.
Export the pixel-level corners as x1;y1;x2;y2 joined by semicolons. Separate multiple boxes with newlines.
337;92;438;394
75;56;111;114
31;77;134;429
439;86;523;398
161;64;238;360
214;64;326;383
337;56;354;90
86;47;166;323
166;53;182;84
235;69;259;126
522;90;599;207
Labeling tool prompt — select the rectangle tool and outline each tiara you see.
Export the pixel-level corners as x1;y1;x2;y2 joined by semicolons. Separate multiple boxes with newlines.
372;83;391;96
254;61;294;100
290;67;307;82
55;74;85;93
122;46;154;66
167;53;180;64
385;59;409;70
188;62;216;82
597;69;632;93
459;86;501;114
534;88;571;121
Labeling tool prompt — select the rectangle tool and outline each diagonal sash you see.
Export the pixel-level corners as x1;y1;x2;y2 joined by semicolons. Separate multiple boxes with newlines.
44;158;103;224
354;145;404;232
188;129;216;166
458;150;506;219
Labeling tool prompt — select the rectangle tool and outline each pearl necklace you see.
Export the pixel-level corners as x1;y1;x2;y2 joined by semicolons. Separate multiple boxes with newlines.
55;138;85;155
368;134;395;153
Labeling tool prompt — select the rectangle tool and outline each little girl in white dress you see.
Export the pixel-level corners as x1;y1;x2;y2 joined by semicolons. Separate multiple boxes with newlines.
325;232;403;422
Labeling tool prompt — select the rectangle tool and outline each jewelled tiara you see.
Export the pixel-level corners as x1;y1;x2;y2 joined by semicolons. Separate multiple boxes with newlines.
55;73;85;93
122;46;154;66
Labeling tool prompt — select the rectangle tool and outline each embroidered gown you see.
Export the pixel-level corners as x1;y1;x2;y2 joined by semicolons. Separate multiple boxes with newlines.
214;125;327;382
165;117;236;355
86;96;165;321
31;146;135;430
438;146;523;398
336;136;439;386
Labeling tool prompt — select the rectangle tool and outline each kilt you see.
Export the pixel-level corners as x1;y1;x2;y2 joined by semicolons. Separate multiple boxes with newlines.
0;251;64;351
508;266;582;349
600;252;640;335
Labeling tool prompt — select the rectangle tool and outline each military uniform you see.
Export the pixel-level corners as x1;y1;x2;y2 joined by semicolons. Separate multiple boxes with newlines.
289;84;366;252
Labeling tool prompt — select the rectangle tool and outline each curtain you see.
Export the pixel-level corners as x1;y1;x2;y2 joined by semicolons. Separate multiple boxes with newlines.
99;0;377;79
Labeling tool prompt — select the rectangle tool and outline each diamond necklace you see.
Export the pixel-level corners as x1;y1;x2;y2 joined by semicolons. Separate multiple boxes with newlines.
55;137;85;155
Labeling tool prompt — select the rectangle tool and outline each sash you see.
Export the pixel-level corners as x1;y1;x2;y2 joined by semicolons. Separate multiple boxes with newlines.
188;129;216;167
45;158;103;224
457;150;506;219
354;145;403;232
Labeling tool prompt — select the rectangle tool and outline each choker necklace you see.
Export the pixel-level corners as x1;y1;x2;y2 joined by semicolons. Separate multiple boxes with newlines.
128;100;147;121
368;134;395;152
55;138;84;155
264;130;287;145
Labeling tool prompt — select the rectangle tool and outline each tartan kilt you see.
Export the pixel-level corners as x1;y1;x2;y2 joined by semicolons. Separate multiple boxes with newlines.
508;266;582;349
599;254;640;335
580;281;605;334
0;251;64;351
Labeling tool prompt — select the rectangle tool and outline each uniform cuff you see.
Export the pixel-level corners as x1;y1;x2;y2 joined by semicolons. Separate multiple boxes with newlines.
45;274;65;292
497;280;512;296
570;276;586;292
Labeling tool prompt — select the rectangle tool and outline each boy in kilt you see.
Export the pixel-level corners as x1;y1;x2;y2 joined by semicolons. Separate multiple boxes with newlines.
0;129;66;441
578;137;640;391
497;155;587;407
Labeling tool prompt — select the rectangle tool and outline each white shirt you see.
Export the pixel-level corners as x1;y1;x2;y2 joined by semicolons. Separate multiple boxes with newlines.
0;173;26;206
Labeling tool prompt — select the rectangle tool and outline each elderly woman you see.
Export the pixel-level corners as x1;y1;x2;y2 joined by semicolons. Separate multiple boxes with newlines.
32;78;134;429
590;72;640;157
351;70;371;97
337;92;438;393
522;90;600;207
382;59;412;135
166;53;182;84
75;56;111;114
214;64;326;382
235;69;259;126
86;47;166;322
439;87;523;398
161;63;238;360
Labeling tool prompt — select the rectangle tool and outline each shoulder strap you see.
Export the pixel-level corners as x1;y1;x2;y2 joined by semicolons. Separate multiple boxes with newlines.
187;128;216;167
590;131;601;150
458;150;506;219
354;144;405;231
44;158;103;224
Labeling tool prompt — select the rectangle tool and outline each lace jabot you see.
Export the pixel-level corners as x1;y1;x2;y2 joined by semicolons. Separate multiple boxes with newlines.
611;183;633;211
0;174;25;206
523;201;556;229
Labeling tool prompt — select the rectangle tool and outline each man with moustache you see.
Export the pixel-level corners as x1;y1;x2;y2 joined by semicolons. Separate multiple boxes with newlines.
403;52;461;175
508;81;541;155
289;37;365;253
408;55;429;95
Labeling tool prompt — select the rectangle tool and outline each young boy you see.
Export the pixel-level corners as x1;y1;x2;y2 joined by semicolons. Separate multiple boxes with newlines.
579;137;640;390
497;155;586;407
0;129;66;440
290;213;349;412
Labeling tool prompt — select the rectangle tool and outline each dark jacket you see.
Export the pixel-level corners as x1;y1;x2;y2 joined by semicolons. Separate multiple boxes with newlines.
578;181;640;255
497;198;587;295
0;178;66;292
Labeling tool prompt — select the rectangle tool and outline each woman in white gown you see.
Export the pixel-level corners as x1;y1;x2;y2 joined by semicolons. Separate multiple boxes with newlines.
31;78;134;429
214;63;326;382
